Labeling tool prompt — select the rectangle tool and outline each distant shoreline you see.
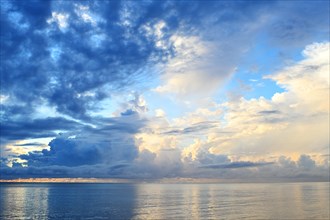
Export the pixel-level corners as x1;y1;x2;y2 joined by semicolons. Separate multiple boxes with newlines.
1;178;329;184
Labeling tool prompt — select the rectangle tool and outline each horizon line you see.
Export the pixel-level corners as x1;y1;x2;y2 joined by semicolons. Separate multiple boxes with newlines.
1;178;329;184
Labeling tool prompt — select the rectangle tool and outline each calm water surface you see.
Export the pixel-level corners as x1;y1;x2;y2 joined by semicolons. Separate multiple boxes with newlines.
0;182;329;219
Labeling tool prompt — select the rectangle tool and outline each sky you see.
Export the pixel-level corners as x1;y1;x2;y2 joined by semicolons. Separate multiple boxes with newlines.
0;0;329;182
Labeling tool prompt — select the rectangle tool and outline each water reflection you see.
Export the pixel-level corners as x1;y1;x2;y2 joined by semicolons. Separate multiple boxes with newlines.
0;183;49;219
132;183;330;219
45;183;136;219
0;182;329;219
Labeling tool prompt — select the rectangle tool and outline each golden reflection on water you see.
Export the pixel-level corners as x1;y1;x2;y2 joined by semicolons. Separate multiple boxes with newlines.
207;185;218;218
132;184;165;219
189;184;201;219
1;184;49;220
133;184;202;219
132;183;330;220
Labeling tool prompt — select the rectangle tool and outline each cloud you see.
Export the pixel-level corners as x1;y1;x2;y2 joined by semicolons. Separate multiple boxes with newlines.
199;161;274;169
13;142;45;147
267;42;329;114
162;121;220;135
195;42;330;157
152;1;329;103
2;0;327;119
2;1;329;116
297;155;316;170
129;41;329;180
47;11;69;30
10;113;145;169
267;1;329;47
20;136;103;167
153;30;241;102
258;110;281;115
0;164;132;179
1;117;83;143
1;152;328;181
1;1;175;119
1;99;146;174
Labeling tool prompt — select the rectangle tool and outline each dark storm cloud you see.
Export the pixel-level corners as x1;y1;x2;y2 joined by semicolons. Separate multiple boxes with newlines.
19;137;103;167
1;0;174;118
0;162;134;179
0;104;33;121
0;117;83;141
13;114;145;170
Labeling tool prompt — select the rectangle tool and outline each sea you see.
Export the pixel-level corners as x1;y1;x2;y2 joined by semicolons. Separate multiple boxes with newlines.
0;182;329;219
